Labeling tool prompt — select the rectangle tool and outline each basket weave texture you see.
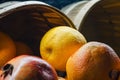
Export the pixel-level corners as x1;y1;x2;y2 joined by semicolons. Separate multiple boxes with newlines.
0;1;75;56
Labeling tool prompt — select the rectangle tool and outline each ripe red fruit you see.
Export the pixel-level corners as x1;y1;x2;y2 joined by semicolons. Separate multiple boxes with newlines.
0;55;58;80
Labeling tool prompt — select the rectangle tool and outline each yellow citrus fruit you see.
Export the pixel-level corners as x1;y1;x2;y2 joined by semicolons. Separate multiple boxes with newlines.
66;41;120;80
15;41;33;56
0;32;16;68
40;26;87;71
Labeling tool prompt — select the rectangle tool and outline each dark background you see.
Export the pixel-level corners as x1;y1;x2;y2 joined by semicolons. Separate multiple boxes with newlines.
0;0;82;9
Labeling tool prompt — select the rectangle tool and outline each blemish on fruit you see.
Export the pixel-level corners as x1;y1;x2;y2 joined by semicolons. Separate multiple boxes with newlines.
109;70;120;80
1;64;13;78
46;48;52;53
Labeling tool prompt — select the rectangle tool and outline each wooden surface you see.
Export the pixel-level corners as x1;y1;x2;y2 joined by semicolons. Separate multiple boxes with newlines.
0;1;75;56
62;0;120;56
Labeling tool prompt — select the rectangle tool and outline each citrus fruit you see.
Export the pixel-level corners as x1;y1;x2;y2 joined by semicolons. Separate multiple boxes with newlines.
0;32;16;68
66;41;120;80
15;41;33;56
40;26;87;71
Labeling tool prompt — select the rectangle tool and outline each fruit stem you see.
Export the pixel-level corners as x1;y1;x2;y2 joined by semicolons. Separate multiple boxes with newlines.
109;69;120;80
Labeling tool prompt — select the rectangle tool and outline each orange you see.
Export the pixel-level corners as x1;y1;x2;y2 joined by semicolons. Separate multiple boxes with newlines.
15;41;33;56
40;26;87;71
66;41;120;80
0;32;16;68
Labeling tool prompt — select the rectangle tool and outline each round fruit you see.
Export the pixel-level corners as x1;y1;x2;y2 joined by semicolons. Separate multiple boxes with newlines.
58;76;66;80
66;41;120;80
0;32;16;67
0;55;58;80
15;41;33;56
40;26;87;71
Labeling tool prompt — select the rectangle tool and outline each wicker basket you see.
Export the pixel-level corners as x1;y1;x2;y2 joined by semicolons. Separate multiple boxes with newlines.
62;0;120;56
0;1;75;56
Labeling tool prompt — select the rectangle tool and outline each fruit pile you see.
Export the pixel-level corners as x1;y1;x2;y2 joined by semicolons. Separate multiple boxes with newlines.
0;26;120;80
